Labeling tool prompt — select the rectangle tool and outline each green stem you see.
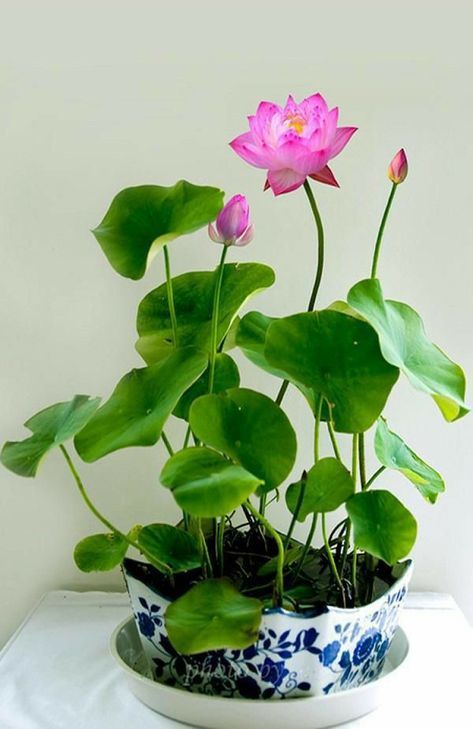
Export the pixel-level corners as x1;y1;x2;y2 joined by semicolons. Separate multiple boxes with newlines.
258;493;266;517
161;430;174;457
322;513;346;607
326;419;342;461
275;379;289;406
352;549;358;603
340;521;351;578
358;434;373;593
163;430;189;528
284;477;306;548
163;245;179;346
304;180;325;312
351;434;359;600
207;245;229;551
209;246;228;393
358;432;367;489
242;503;257;527
364;465;386;491
292;512;317;583
182;424;191;449
370;182;397;279
60;445;171;574
198;519;213;578
246;500;284;606
314;394;323;462
340;434;359;581
218;516;225;576
274;180;325;405
351;433;359;483
292;397;323;579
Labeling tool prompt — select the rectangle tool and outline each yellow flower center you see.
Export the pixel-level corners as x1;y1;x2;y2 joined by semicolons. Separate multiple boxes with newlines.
286;114;306;134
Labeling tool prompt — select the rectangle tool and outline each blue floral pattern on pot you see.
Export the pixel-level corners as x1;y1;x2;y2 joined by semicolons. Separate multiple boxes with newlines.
122;559;412;699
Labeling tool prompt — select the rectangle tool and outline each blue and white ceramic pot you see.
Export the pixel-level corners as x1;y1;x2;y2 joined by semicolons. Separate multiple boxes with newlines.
122;558;412;700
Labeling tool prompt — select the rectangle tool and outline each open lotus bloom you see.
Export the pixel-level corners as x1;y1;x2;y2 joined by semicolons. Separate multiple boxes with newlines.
230;94;357;195
208;194;254;246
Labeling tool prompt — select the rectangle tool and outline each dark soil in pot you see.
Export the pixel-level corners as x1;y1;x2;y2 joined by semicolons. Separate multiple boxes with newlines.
123;521;406;612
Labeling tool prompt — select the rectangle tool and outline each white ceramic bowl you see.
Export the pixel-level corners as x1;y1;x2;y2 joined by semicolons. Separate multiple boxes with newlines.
110;616;409;729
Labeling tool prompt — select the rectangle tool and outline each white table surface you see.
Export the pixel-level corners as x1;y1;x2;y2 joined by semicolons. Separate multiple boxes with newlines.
0;591;471;728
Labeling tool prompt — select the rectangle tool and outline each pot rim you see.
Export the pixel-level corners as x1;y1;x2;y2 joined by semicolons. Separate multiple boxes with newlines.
123;558;413;617
262;559;413;618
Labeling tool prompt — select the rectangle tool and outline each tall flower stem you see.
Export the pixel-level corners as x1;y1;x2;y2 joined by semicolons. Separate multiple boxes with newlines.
246;500;284;606
208;245;229;573
208;246;228;393
275;179;325;405
370;182;397;278
304;180;325;312
60;445;171;574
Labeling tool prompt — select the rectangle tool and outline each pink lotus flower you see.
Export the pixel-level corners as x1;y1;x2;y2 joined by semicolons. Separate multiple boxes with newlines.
230;94;357;196
208;194;254;246
388;149;408;184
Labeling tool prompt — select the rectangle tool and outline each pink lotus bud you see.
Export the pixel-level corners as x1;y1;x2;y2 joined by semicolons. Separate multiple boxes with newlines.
388;149;408;184
208;194;254;246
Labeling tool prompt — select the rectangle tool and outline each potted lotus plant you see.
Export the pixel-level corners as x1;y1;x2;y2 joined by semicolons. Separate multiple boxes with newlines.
1;92;468;703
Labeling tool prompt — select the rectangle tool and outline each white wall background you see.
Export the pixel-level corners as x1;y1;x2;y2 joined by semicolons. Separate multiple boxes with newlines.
1;0;472;646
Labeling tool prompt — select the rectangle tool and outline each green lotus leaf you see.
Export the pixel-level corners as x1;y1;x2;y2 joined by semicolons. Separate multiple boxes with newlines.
264;310;399;432
286;458;355;519
327;300;364;320
165;578;263;654
374;418;445;504
137;524;201;573
1;395;101;477
346;490;417;564
347;279;468;422
173;354;240;421
160;447;262;517
236;311;315;408
189;387;297;492
74;348;207;462
93;181;224;280
73;532;128;572
284;478;307;523
236;311;282;377
136;264;275;364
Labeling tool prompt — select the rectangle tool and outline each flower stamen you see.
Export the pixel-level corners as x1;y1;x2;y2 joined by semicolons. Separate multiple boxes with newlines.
286;114;306;134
